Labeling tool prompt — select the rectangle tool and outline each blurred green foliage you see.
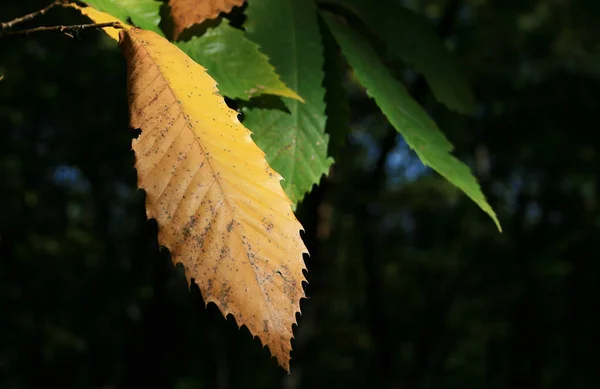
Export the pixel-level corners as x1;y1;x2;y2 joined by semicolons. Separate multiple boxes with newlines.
1;0;600;388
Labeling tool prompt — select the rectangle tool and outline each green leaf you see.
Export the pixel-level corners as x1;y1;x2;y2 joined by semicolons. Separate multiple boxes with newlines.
82;0;163;36
243;0;332;204
177;22;302;101
320;16;350;159
322;13;501;231
321;0;476;114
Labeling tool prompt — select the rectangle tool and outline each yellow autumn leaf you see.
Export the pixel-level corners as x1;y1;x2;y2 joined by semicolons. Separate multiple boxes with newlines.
66;3;132;41
119;27;307;370
169;0;245;39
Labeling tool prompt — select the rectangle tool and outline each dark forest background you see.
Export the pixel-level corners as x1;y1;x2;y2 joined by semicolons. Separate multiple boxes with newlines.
2;0;600;388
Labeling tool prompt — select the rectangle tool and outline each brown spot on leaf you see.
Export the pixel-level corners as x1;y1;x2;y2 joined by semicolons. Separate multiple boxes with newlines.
262;217;274;233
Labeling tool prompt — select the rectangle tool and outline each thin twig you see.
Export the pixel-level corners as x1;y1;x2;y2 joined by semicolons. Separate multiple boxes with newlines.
2;22;123;38
0;0;67;30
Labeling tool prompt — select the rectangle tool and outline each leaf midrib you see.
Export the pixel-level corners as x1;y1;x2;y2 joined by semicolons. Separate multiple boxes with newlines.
287;0;300;195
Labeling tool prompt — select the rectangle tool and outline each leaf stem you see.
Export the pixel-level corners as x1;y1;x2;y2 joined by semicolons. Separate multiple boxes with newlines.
0;0;67;30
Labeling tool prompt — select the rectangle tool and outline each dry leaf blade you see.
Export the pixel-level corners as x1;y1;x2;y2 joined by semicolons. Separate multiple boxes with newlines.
119;27;307;370
169;0;245;39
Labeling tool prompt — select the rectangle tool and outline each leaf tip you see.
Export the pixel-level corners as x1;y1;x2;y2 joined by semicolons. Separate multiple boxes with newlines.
492;215;503;233
282;89;304;103
481;203;502;232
